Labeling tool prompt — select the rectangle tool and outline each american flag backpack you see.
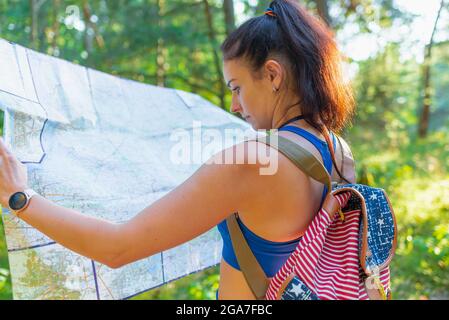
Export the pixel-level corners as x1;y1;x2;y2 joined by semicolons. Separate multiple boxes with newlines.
226;132;397;300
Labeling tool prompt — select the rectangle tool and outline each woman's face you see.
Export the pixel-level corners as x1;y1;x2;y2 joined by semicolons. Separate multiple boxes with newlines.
223;58;280;130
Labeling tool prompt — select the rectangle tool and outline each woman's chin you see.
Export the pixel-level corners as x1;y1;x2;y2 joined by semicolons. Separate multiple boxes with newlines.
245;117;266;131
246;118;257;130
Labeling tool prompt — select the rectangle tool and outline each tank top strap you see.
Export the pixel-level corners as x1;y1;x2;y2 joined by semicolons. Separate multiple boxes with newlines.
278;125;335;175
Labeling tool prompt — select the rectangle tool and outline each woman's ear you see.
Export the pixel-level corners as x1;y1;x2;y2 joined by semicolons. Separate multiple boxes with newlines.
264;59;283;90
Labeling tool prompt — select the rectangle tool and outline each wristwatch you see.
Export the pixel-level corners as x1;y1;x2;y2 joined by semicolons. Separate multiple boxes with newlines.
8;189;37;216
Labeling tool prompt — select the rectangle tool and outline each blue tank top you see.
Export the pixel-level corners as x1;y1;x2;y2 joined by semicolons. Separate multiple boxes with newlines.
216;126;337;278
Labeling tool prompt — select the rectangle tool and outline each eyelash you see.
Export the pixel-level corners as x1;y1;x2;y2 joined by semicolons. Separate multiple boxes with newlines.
232;87;240;95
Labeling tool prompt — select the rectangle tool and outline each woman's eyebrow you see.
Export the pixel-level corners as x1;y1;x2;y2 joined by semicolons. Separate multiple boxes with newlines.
226;78;236;88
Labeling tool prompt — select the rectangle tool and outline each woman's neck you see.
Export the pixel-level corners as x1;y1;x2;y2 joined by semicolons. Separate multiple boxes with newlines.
271;98;303;129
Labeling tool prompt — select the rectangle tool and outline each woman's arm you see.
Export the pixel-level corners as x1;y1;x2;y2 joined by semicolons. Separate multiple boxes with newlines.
113;148;261;268
0;138;267;269
14;195;121;267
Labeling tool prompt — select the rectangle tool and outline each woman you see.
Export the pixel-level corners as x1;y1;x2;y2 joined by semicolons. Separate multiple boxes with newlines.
0;0;356;300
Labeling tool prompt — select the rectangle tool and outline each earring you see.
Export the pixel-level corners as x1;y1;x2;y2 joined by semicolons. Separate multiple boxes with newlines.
273;86;279;93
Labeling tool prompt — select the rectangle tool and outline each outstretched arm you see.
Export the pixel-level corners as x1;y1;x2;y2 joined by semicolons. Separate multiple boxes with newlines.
0;138;264;268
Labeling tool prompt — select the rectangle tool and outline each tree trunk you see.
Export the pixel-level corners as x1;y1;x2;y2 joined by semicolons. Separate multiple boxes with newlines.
418;0;445;138
156;0;168;87
82;0;94;62
314;0;331;27
223;0;235;36
51;0;60;55
30;0;47;50
203;0;225;110
30;0;37;49
82;1;105;48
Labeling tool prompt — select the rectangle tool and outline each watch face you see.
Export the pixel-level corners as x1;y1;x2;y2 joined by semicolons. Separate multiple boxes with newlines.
9;192;27;211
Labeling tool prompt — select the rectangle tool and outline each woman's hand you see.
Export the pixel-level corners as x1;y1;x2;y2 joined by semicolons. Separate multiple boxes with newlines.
0;138;28;208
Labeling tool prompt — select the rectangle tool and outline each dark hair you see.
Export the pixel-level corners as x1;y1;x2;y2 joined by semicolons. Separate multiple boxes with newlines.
220;0;355;183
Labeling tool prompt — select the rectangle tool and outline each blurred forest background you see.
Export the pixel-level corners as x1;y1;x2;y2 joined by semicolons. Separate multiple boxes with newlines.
0;0;448;300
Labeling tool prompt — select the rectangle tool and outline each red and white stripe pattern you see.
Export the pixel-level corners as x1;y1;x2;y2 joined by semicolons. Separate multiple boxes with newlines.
265;191;390;300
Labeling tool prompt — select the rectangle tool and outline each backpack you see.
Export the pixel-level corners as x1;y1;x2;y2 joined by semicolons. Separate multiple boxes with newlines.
226;131;397;300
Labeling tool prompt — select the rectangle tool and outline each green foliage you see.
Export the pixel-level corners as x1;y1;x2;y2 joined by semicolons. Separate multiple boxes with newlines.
0;268;8;291
350;129;449;299
429;42;449;131
390;178;449;300
348;41;449;299
0;212;13;300
353;43;421;136
0;0;228;109
131;266;220;300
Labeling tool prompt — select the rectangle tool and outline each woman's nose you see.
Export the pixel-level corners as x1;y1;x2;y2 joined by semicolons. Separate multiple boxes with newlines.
230;93;241;113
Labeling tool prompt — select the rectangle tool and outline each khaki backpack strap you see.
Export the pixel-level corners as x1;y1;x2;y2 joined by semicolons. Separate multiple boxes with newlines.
226;134;333;300
226;213;270;300
260;134;332;194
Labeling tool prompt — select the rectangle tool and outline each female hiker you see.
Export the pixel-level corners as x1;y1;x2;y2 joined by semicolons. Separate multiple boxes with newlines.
0;0;356;300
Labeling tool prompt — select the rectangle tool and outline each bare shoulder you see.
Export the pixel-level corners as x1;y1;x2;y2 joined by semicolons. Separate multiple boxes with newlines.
201;140;283;212
211;138;313;223
206;138;306;195
208;138;275;168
